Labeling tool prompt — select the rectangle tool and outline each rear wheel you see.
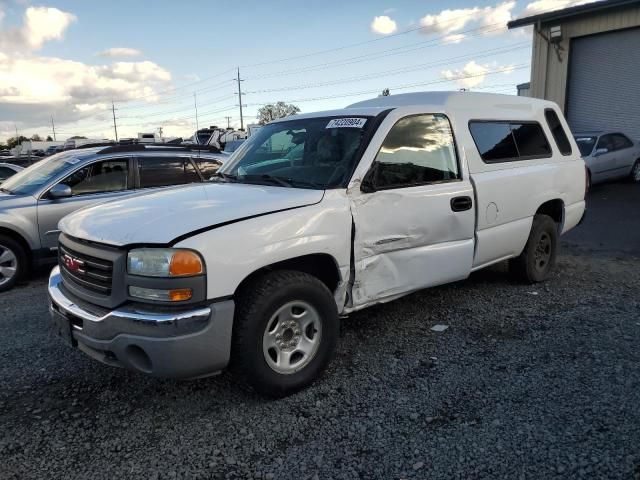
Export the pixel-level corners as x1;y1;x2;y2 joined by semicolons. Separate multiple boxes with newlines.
0;235;27;292
231;270;339;397
630;160;640;183
509;214;558;283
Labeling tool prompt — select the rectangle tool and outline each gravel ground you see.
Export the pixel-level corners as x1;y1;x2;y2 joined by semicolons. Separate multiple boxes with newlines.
1;183;639;480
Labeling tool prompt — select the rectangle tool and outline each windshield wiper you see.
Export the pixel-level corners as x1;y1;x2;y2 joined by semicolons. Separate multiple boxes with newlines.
0;187;13;194
242;174;293;188
211;172;238;182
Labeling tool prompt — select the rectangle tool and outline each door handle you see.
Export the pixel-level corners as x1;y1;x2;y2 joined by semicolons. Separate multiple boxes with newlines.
451;196;473;212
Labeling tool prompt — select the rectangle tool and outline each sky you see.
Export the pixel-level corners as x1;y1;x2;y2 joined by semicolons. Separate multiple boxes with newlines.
0;0;596;142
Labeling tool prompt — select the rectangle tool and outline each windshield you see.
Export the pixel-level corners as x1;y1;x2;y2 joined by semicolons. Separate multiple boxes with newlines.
220;116;371;189
574;136;597;156
0;151;87;195
224;140;244;153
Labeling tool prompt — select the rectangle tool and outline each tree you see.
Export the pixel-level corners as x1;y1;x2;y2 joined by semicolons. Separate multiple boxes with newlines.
69;135;87;140
6;136;29;149
46;135;53;141
30;134;42;141
257;102;301;125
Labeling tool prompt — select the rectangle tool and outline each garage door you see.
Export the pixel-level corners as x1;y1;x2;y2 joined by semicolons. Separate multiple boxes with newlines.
567;28;640;139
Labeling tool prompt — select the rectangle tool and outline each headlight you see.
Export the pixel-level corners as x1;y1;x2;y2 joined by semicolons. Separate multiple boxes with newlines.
127;249;204;277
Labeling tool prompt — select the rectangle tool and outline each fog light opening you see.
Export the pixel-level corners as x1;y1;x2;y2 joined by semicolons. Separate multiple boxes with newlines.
125;345;153;373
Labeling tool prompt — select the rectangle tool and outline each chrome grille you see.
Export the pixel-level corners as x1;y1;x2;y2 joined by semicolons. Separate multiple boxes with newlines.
59;244;113;296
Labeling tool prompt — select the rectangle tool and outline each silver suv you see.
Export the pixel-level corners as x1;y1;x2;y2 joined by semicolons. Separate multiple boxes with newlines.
0;143;223;292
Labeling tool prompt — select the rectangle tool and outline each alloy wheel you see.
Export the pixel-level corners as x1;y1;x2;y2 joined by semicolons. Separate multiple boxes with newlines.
0;246;18;287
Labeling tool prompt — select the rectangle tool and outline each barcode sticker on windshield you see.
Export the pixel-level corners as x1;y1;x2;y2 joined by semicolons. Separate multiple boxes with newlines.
326;118;367;129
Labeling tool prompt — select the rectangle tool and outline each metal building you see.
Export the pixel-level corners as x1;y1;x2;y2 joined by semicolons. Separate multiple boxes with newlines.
508;0;640;138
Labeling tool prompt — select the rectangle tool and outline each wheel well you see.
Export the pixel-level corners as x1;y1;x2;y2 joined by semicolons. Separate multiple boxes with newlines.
235;254;341;296
536;199;564;226
0;227;31;255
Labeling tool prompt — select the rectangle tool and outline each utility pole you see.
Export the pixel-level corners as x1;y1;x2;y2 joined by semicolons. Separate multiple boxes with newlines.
51;116;57;141
224;116;232;129
111;101;118;141
236;67;245;130
14;124;18;138
194;93;199;132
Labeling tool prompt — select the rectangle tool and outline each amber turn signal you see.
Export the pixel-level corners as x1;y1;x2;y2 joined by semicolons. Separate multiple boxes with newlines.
168;288;193;302
169;251;203;276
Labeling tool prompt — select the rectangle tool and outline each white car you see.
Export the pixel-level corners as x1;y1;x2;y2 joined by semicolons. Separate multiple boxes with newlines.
574;131;640;186
48;92;586;396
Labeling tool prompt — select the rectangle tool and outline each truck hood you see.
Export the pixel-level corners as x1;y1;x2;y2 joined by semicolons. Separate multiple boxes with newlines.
60;182;324;247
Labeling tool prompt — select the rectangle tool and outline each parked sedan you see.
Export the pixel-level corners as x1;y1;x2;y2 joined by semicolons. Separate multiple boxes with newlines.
574;131;640;186
0;163;23;183
0;143;223;291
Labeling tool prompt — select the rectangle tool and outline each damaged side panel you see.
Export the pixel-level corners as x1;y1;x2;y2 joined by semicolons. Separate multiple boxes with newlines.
346;181;476;311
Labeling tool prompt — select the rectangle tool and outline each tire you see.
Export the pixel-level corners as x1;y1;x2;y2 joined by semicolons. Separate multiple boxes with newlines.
0;234;27;293
509;214;558;284
230;270;339;397
630;160;640;183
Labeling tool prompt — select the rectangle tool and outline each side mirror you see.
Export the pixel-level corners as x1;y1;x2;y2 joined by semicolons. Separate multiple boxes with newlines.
593;148;608;157
49;183;72;199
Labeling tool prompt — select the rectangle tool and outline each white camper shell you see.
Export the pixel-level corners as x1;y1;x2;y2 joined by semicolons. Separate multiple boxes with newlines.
49;92;586;396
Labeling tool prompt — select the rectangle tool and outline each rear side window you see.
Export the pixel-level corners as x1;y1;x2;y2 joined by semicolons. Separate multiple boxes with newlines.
469;121;551;163
138;157;200;188
544;109;572;155
611;133;633;150
372;114;460;189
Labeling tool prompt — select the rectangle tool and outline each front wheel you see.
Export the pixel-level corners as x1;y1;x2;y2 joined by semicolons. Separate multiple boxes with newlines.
231;270;339;397
630;160;640;183
0;235;27;293
509;214;558;284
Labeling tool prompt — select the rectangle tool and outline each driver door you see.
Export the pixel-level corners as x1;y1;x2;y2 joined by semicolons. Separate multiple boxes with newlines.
37;157;133;250
349;113;476;307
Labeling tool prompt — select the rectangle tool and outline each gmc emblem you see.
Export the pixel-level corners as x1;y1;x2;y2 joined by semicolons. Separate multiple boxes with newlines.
63;254;85;274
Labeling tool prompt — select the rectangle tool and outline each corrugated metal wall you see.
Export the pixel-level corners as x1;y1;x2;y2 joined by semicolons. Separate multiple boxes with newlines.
566;28;640;138
529;5;640;112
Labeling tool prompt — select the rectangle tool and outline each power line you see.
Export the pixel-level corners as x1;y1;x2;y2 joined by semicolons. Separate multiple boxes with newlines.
244;43;528;95
245;64;529;106
240;3;502;69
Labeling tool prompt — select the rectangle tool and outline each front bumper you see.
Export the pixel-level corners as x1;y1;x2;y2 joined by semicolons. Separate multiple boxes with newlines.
48;266;235;378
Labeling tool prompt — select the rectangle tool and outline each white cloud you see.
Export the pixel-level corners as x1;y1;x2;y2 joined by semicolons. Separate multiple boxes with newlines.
420;7;478;35
0;6;76;52
442;61;515;89
520;0;599;17
443;34;466;44
98;47;142;58
419;2;515;38
0;55;172;105
0;5;178;141
371;15;397;35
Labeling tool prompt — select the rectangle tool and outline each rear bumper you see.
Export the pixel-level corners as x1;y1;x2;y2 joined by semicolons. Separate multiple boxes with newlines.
48;266;235;378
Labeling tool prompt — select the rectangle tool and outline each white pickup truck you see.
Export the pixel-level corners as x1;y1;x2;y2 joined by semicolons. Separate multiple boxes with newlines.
49;92;586;396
